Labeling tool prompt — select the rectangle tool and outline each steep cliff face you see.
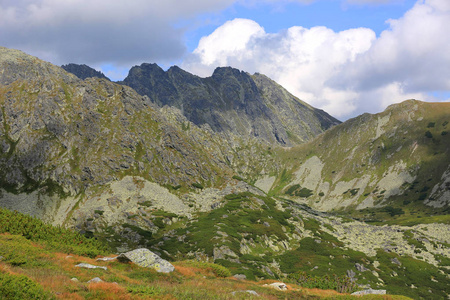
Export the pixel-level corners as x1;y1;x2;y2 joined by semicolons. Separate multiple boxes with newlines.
121;64;340;146
271;100;450;219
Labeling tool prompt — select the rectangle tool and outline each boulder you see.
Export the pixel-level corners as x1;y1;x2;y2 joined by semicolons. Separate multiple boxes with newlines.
355;263;369;272
75;263;107;270
87;277;103;283
264;282;288;290
233;274;247;280
117;248;174;273
231;290;259;296
352;289;386;295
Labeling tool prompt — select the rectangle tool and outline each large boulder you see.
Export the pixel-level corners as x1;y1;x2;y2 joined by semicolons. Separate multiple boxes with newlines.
117;248;174;273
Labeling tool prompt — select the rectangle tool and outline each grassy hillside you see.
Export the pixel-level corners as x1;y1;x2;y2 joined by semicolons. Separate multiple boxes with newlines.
270;100;450;224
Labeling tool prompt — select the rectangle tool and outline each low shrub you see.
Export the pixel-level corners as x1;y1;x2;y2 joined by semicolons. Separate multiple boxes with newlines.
288;271;357;294
192;183;204;189
0;271;52;299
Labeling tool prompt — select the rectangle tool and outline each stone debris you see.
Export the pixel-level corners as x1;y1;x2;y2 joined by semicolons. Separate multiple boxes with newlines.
352;289;386;295
117;248;174;273
70;278;79;282
355;263;369;272
75;263;107;270
87;277;103;283
264;282;288;290
231;290;259;296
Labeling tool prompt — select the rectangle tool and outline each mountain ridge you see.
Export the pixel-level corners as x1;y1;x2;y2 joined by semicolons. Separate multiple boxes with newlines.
120;63;340;146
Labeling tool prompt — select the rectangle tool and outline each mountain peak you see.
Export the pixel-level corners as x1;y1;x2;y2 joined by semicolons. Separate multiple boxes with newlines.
61;63;109;81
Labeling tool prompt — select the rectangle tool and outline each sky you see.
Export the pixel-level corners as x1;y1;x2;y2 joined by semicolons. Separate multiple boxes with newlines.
1;0;449;120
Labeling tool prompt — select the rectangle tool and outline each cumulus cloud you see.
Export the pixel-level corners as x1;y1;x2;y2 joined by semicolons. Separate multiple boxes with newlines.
184;0;450;119
183;19;376;118
0;0;235;67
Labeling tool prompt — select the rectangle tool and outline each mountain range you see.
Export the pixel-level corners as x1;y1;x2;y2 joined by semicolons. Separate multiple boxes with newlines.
0;46;449;299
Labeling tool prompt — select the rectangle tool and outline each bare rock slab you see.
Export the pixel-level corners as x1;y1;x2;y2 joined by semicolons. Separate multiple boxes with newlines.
75;263;107;270
352;289;386;295
117;248;174;273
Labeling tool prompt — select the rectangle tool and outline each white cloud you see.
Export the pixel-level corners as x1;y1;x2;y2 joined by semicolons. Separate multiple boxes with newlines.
184;0;450;119
183;19;376;118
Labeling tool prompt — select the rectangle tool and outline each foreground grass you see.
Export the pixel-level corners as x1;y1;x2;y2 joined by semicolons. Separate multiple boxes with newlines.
0;233;414;300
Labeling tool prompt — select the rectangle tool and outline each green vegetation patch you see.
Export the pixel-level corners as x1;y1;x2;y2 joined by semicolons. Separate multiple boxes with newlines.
181;260;232;278
0;271;53;300
285;184;313;198
0;207;107;257
288;271;357;294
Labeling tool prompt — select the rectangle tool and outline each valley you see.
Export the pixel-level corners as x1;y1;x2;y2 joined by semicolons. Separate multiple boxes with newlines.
0;46;449;299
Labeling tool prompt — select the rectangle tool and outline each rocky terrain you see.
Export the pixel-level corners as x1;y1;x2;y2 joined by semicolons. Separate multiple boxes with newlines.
0;46;449;299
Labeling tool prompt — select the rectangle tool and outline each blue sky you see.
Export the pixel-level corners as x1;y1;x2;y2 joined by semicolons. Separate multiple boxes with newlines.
184;0;417;52
1;0;449;119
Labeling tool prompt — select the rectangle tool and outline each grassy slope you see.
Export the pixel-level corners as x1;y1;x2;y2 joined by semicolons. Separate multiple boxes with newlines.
0;233;413;300
270;100;450;224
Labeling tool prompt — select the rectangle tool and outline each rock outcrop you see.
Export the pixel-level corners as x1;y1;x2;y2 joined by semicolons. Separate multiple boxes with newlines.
117;248;174;273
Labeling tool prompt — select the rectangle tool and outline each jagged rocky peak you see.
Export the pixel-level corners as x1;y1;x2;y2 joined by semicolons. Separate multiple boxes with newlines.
122;63;340;146
61;63;110;81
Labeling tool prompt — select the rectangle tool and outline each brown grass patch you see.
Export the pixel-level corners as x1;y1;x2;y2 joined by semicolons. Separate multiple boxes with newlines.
56;292;84;300
304;287;342;296
88;282;131;299
174;265;200;277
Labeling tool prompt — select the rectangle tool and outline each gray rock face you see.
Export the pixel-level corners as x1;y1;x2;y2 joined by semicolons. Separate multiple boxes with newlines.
121;64;340;146
62;63;110;81
117;248;174;273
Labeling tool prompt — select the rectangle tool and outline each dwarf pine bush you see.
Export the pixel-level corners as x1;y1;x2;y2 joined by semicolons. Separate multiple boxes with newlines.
0;271;53;300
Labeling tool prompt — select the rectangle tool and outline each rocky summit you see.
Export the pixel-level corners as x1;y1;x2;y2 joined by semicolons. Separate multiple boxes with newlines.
121;63;340;146
0;46;449;300
62;63;110;81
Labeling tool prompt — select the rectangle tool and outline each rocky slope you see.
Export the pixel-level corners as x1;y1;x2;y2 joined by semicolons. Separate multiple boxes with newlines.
62;63;110;80
269;100;450;220
0;47;261;223
120;63;340;146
